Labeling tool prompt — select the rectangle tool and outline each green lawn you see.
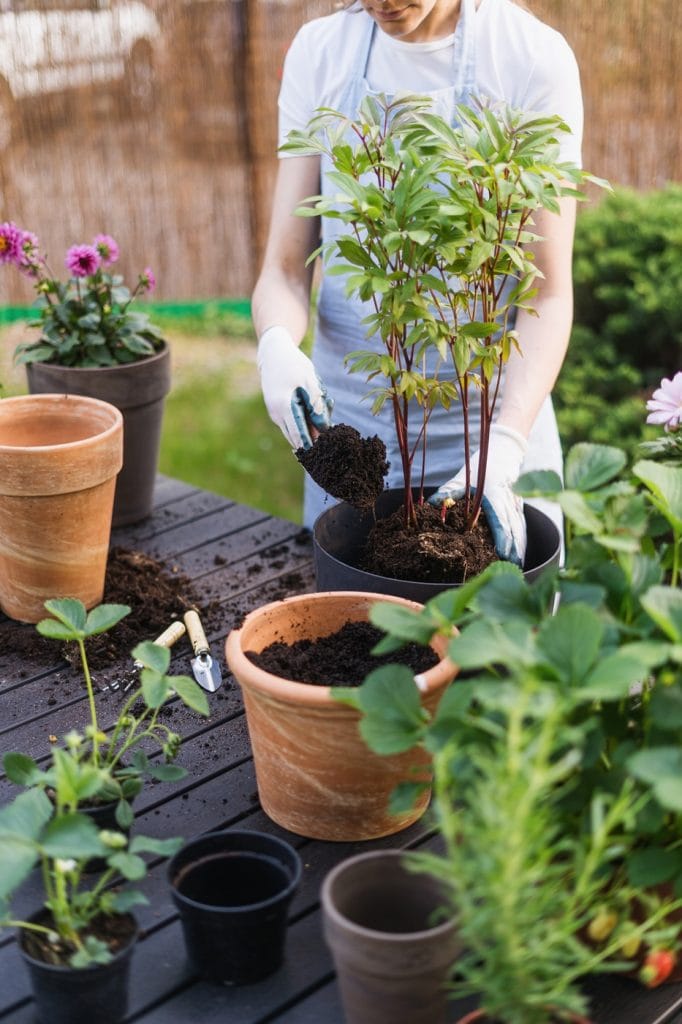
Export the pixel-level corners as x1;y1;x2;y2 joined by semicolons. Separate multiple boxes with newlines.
159;379;303;524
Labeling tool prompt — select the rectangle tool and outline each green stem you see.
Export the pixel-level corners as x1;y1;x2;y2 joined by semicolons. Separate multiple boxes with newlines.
78;637;99;767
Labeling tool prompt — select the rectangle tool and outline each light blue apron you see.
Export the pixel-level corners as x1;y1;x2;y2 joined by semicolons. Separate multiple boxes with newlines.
303;0;563;532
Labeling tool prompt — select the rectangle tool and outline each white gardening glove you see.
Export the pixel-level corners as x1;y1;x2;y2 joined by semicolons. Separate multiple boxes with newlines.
257;326;333;450
430;424;528;566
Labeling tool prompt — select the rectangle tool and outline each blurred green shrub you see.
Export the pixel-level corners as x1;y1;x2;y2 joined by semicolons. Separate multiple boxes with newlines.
555;184;682;457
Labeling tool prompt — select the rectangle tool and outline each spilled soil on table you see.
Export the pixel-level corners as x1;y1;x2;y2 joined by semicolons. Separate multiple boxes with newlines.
2;547;211;672
246;620;438;687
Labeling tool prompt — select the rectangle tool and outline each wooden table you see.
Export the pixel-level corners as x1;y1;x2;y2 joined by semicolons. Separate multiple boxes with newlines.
1;477;681;1024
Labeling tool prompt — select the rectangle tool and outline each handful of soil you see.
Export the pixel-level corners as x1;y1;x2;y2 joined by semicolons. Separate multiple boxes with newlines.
296;424;389;511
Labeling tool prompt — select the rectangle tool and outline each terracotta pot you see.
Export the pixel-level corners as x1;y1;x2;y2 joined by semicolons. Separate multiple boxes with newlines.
0;393;122;623
225;591;457;841
313;488;561;601
322;849;461;1024
26;343;171;526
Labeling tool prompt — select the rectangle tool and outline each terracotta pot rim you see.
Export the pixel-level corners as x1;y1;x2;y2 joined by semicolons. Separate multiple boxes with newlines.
225;590;456;706
322;849;457;942
0;393;122;455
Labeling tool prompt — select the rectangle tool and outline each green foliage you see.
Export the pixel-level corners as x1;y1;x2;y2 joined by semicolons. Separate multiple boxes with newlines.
572;185;682;382
555;185;682;456
0;596;206;966
0;765;181;968
340;418;682;1014
7;598;209;828
285;94;601;528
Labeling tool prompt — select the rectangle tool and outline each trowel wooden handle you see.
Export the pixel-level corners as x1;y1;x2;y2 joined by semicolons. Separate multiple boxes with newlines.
184;609;209;654
154;621;186;649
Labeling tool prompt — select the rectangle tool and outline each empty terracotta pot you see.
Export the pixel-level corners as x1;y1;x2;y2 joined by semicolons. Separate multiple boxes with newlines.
225;591;457;841
0;393;123;623
322;849;461;1024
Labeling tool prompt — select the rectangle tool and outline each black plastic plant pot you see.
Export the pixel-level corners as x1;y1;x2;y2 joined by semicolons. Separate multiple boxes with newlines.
313;488;561;601
81;797;132;875
19;910;137;1024
168;829;302;986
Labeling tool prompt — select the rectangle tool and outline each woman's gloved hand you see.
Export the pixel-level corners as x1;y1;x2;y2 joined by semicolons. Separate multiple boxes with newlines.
429;424;528;566
257;326;333;449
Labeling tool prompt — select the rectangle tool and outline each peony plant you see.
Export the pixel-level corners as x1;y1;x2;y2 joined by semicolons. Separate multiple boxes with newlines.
283;95;607;535
0;222;163;367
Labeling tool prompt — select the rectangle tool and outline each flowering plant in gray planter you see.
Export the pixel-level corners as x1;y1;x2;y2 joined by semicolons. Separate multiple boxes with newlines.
0;221;163;367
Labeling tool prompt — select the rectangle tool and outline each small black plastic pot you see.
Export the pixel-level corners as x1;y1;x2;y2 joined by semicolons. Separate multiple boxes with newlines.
168;829;302;985
79;796;133;874
19;910;137;1024
313;488;561;601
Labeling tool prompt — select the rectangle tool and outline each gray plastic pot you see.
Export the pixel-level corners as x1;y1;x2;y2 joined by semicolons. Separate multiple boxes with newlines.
313;488;561;601
27;343;171;527
322;849;461;1024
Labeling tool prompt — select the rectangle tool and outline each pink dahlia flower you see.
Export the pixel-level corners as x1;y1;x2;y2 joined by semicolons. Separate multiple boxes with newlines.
93;233;120;266
66;244;100;278
140;266;156;293
0;222;23;264
646;372;682;432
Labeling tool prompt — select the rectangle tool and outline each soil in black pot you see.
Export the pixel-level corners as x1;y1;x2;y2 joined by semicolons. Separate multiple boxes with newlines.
21;910;136;966
245;620;438;686
364;497;498;584
296;424;389;511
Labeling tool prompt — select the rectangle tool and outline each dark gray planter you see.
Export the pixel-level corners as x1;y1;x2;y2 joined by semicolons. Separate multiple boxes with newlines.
322;849;461;1024
313;488;561;601
26;344;171;527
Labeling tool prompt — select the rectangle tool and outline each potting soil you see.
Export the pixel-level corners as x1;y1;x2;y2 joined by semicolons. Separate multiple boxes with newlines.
245;620;438;687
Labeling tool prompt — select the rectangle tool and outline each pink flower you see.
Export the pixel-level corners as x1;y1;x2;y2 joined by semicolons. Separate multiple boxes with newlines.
93;233;119;266
18;231;42;277
646;372;682;432
140;266;156;293
65;244;100;278
0;222;23;264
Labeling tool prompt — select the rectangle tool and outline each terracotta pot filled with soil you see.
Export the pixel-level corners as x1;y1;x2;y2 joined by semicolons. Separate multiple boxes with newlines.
224;591;457;841
299;425;561;600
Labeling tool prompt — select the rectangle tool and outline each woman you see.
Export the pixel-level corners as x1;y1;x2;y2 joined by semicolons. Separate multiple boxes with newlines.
251;0;583;562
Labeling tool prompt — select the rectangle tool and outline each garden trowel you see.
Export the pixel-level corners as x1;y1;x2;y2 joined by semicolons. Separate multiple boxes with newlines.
104;620;187;694
184;609;222;692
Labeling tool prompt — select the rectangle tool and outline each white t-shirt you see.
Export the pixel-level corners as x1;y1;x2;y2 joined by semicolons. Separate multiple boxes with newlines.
278;0;583;164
